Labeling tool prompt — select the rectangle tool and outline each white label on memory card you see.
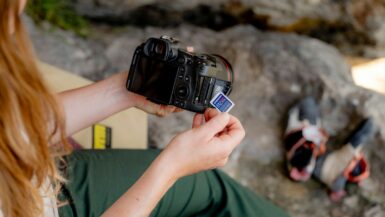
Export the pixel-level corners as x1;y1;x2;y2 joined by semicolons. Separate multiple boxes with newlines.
210;92;235;112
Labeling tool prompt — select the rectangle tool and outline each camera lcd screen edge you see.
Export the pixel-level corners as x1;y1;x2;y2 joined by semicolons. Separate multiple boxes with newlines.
129;55;177;104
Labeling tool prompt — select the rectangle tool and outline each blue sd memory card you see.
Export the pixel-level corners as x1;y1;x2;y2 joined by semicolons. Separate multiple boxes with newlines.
210;92;235;112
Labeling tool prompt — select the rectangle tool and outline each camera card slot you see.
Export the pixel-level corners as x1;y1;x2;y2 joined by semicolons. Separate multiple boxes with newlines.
195;76;204;103
204;78;215;104
198;77;210;103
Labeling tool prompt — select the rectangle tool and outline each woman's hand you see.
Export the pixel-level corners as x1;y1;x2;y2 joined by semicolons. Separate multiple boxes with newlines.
102;109;245;217
160;108;246;179
129;92;182;117
58;71;181;139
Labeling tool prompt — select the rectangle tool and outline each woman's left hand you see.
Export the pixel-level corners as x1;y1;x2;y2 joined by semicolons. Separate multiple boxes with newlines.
130;92;182;116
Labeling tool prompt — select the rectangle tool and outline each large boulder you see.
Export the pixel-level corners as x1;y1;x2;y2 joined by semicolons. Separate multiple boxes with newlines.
72;0;385;52
27;17;385;216
103;25;385;216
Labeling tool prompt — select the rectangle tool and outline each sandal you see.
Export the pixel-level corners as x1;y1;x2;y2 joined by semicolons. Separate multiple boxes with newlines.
313;118;373;202
284;97;328;181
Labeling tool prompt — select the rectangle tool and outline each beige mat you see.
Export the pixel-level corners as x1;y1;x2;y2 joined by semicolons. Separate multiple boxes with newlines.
38;62;148;149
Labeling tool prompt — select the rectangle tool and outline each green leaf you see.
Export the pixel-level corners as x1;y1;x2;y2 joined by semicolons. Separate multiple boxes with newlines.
26;0;89;37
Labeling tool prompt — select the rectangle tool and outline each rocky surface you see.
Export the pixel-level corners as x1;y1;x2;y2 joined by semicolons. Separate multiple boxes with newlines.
27;16;385;217
24;16;109;80
72;0;385;57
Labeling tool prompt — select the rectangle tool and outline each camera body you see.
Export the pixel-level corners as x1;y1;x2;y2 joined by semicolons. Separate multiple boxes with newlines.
126;36;233;113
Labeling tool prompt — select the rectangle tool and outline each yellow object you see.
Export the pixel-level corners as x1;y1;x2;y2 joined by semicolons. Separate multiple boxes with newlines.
93;124;112;149
38;62;148;149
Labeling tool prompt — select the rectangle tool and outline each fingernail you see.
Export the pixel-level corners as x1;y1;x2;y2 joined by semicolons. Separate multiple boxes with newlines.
200;114;205;124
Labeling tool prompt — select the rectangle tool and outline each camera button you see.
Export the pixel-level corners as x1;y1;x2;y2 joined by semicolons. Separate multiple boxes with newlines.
178;74;184;79
178;57;185;64
179;67;185;72
175;84;189;99
185;76;190;81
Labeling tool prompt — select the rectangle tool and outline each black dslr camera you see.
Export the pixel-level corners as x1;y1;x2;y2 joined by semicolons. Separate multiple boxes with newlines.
126;36;234;113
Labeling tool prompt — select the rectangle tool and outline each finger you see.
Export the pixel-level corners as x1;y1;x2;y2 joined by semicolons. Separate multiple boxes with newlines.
155;104;168;117
192;113;204;128
218;115;245;148
134;96;160;115
154;105;183;116
204;108;220;122
154;104;175;117
174;107;184;113
197;112;230;139
164;105;179;114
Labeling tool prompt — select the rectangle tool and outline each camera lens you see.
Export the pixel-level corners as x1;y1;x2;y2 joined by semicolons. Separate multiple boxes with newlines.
175;84;189;99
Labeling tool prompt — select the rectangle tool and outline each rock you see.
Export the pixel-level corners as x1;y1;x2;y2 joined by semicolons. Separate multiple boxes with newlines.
23;16;109;80
364;205;385;217
330;207;350;217
72;0;223;20
72;0;385;53
343;195;359;209
72;0;340;26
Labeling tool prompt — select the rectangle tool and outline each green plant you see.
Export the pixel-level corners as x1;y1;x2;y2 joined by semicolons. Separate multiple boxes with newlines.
26;0;89;37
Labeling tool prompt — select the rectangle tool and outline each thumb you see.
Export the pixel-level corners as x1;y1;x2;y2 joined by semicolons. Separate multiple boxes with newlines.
192;113;205;128
196;112;230;139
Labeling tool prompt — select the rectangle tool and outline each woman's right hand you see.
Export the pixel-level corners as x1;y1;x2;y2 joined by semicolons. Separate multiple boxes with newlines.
160;108;246;179
102;109;245;217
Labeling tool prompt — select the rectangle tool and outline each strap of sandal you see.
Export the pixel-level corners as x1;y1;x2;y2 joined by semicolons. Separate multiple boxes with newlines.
343;154;370;183
285;126;328;160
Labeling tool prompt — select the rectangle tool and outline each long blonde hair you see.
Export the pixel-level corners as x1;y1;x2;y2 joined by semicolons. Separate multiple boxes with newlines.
0;0;70;216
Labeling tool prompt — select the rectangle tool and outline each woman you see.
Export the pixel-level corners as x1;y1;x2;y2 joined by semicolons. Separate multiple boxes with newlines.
0;0;289;216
